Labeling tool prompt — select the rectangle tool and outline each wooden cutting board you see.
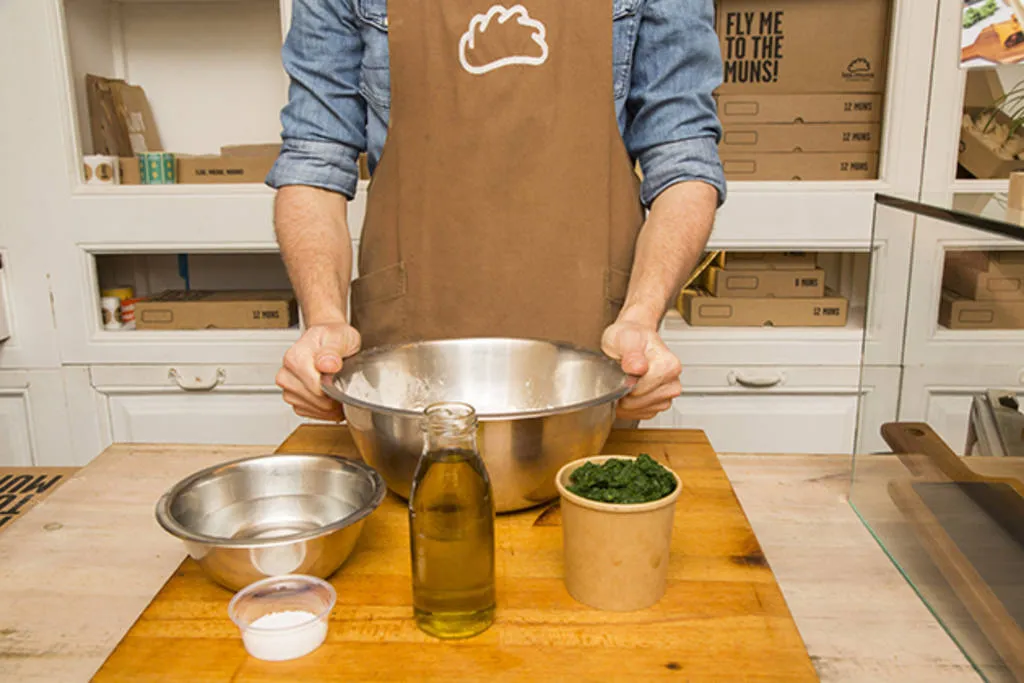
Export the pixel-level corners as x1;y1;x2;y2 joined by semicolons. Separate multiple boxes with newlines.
0;467;78;532
91;427;818;682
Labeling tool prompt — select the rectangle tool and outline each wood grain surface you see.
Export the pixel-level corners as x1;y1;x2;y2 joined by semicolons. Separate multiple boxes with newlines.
91;427;818;682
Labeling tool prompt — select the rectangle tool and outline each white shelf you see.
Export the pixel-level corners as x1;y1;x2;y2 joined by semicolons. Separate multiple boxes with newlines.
660;308;867;366
710;186;885;248
950;179;1010;195
67;193;277;245
63;331;298;364
65;180;369;244
74;183;275;197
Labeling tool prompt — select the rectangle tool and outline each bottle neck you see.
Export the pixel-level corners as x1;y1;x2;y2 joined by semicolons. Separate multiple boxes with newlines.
424;429;477;454
422;402;479;455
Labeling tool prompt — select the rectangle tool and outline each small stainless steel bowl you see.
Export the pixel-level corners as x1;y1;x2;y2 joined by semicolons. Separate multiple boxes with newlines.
323;337;633;513
155;453;386;591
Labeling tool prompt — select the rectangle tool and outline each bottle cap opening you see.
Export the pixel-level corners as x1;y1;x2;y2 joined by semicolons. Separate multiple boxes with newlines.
422;402;478;433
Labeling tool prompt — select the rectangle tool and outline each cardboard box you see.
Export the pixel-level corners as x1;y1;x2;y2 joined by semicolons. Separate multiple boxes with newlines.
947;250;1024;278
939;289;1024;329
715;0;890;94
715;251;818;270
716;93;883;124
119;156;142;185
943;259;1024;301
680;289;849;327
702;266;825;298
85;75;162;157
719;122;881;153
135;290;298;330
721;151;878;180
0;468;77;532
221;143;281;157
177;154;277;184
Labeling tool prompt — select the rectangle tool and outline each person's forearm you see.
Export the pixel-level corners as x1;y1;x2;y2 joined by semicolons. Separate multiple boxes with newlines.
618;180;719;329
274;185;353;326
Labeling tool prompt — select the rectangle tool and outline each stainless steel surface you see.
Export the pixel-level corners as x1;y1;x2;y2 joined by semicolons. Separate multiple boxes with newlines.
966;389;1024;458
155;453;386;591
323;337;633;512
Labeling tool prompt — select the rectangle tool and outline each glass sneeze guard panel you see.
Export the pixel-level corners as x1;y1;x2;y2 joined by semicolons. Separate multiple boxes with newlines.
853;192;1024;682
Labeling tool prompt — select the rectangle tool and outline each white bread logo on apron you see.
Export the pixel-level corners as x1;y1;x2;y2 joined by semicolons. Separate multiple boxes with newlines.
458;5;549;75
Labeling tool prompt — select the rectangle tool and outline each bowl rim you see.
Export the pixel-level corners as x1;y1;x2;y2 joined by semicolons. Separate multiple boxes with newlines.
154;453;387;547
321;336;636;420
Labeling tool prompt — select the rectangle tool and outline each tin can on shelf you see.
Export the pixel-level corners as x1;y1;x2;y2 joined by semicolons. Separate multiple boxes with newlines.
101;286;134;302
120;297;140;330
100;296;122;330
138;152;176;184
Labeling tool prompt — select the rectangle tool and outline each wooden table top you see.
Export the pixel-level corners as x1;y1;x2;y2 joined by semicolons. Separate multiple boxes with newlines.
0;436;984;682
91;426;818;682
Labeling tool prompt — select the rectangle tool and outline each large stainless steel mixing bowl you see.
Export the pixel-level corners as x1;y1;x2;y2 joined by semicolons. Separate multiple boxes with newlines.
155;453;386;591
323;338;633;512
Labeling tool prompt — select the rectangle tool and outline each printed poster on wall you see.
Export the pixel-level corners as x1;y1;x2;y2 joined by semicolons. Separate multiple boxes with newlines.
962;0;1024;68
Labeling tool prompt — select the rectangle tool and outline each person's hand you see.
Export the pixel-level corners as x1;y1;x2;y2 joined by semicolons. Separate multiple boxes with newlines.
276;322;361;421
601;321;682;422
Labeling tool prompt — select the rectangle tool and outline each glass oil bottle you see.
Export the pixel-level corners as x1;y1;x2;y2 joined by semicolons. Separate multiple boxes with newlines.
408;402;496;639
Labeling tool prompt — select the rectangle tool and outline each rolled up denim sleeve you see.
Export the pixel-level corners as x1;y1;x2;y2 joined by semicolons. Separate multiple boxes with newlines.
265;0;367;199
625;0;726;208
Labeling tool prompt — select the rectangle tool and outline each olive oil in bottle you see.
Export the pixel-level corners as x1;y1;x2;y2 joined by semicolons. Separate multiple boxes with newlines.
409;402;496;639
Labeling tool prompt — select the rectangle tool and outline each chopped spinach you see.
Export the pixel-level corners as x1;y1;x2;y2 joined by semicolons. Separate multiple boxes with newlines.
567;454;677;504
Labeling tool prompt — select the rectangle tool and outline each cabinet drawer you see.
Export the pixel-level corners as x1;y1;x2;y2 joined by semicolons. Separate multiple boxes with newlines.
90;364;280;389
0;390;32;466
664;393;859;454
90;364;304;447
642;365;899;455
678;365;862;390
106;393;302;446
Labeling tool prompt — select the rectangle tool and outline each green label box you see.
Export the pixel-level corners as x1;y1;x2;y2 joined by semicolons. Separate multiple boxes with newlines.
138;152;176;184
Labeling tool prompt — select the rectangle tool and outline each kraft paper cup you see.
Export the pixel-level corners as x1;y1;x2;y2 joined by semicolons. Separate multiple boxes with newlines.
555;455;682;612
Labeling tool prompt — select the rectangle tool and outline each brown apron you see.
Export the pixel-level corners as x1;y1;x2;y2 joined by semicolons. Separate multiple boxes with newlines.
351;0;644;352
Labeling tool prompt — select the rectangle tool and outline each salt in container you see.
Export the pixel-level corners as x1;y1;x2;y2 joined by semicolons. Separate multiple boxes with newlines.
228;574;336;661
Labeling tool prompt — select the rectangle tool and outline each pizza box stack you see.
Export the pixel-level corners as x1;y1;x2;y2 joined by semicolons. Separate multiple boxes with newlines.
940;250;1024;329
713;0;890;180
678;251;849;327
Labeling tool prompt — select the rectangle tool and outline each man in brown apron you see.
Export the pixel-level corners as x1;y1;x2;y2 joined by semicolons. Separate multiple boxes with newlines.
270;0;723;423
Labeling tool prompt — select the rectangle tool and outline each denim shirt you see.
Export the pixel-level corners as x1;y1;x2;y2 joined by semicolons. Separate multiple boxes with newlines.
267;0;726;208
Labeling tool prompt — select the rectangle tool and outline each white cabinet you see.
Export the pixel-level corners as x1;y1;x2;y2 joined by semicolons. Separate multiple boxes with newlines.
643;366;899;455
899;365;1024;456
0;370;75;467
89;365;304;447
900;218;1024;367
0;380;33;466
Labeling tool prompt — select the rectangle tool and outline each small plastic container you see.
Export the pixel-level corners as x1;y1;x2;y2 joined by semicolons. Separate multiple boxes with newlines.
227;575;336;661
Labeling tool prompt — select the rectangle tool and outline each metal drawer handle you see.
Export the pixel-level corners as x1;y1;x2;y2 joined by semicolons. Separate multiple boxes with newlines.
168;367;226;392
728;371;785;389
